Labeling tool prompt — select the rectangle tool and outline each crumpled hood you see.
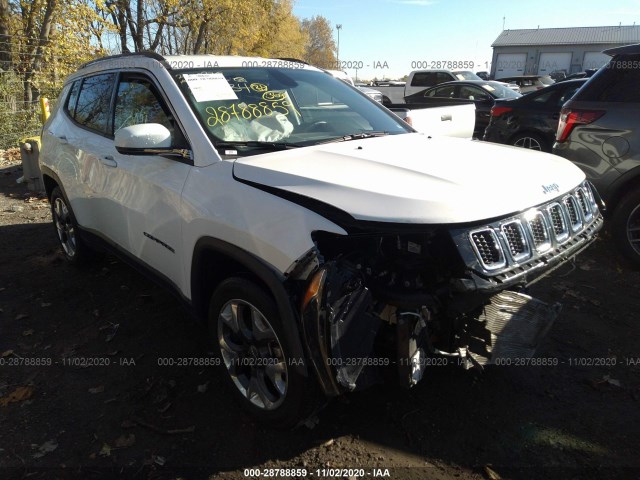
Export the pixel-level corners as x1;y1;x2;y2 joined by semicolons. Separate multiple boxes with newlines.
232;133;586;224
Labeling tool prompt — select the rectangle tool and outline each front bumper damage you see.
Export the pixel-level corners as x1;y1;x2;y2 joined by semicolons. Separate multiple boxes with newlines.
296;181;603;395
300;261;563;395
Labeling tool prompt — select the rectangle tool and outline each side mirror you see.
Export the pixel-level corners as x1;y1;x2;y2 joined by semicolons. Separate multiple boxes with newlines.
115;124;190;160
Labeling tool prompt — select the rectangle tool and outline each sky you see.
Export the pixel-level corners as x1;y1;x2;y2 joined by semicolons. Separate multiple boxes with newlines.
293;0;640;81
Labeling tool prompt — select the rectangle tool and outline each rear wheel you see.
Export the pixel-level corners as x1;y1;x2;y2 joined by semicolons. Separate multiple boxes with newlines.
510;132;548;152
611;189;640;268
208;277;315;428
50;186;92;264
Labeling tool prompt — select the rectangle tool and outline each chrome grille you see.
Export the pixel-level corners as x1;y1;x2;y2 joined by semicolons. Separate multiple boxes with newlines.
465;181;602;275
527;212;552;252
501;221;530;261
564;195;582;231
576;187;593;221
548;203;569;243
470;229;505;270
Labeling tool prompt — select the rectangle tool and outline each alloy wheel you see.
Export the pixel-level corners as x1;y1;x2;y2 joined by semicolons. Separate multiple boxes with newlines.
217;299;287;410
53;197;77;258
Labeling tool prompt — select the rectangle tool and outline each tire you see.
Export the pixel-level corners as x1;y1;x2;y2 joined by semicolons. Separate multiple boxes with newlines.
510;132;548;152
208;277;315;428
50;186;92;264
611;189;640;268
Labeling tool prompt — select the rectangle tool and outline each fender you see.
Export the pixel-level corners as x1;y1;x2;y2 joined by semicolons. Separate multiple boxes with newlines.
191;237;309;378
602;164;640;210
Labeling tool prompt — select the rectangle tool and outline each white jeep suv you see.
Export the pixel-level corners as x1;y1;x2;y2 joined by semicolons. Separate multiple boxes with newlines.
40;53;603;427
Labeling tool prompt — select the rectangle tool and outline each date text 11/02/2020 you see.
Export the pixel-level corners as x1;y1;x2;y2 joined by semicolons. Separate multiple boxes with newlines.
1;356;636;368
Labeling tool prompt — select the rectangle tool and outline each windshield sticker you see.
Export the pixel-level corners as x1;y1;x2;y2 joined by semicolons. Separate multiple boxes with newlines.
229;81;270;94
205;100;301;127
183;73;238;102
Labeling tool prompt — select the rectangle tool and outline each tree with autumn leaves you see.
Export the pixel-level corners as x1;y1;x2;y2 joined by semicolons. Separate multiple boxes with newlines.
0;0;337;147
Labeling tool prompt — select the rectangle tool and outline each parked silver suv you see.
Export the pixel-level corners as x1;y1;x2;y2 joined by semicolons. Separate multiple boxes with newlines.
553;43;640;267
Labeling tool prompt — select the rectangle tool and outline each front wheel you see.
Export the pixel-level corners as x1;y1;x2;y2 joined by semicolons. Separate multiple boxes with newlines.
611;189;640;269
50;186;92;264
208;278;315;428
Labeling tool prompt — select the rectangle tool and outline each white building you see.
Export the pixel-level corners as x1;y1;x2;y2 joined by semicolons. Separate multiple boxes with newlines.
490;25;640;79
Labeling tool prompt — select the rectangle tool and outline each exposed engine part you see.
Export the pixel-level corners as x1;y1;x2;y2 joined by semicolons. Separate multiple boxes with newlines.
461;290;562;365
300;261;382;394
299;231;565;394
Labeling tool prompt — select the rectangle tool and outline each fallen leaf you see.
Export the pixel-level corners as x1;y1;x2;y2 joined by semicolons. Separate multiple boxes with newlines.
153;455;166;466
197;382;209;393
114;433;136;448
603;375;622;388
105;323;119;342
22;329;34;336
1;350;13;358
0;386;34;407
483;465;502;480
321;439;335;448
98;443;111;457
88;385;105;394
15;314;29;321
32;440;58;459
41;302;52;308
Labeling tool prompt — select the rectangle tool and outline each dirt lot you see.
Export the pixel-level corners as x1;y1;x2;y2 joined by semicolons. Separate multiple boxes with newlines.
1;152;639;480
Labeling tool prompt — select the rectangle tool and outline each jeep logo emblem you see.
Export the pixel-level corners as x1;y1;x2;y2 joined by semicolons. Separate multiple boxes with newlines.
542;183;560;195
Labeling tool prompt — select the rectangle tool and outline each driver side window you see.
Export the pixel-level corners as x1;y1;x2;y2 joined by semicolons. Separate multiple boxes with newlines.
113;76;181;145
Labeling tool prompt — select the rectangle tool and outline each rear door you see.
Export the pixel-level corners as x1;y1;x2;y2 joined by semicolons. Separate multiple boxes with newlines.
47;73;117;233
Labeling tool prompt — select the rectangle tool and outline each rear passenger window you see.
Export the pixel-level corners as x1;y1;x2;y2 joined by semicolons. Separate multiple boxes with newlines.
73;73;116;133
65;81;81;118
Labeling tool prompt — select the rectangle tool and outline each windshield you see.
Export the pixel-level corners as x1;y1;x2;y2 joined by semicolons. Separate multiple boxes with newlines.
173;67;411;150
482;82;522;99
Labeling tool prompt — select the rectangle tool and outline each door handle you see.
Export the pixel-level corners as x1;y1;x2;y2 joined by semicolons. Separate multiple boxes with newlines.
100;155;117;168
441;114;452;122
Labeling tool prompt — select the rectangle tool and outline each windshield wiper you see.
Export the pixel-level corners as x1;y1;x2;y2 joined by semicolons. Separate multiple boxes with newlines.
215;141;301;152
311;131;389;145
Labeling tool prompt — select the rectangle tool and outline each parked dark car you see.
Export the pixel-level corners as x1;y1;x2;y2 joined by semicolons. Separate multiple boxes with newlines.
483;79;587;152
405;80;521;138
497;75;554;93
553;43;640;267
475;71;490;80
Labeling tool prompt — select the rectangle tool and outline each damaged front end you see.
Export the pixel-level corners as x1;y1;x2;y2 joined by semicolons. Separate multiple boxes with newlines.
294;181;603;395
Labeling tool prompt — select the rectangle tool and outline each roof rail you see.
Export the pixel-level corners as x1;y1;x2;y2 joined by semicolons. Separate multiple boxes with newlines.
79;51;167;70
